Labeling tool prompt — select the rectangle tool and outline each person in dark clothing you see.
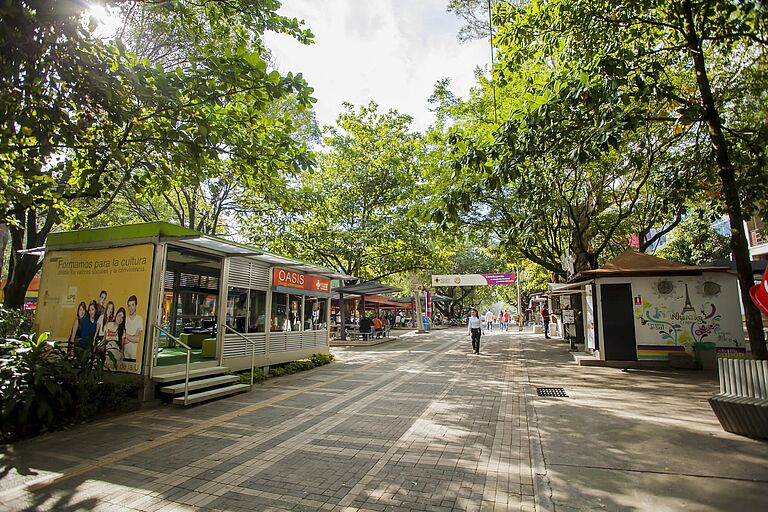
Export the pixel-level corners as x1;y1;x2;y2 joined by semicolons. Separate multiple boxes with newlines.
541;306;551;339
359;316;373;340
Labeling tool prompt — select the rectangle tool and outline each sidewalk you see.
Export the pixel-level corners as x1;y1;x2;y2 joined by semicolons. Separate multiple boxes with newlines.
1;329;766;511
523;333;768;511
1;329;534;511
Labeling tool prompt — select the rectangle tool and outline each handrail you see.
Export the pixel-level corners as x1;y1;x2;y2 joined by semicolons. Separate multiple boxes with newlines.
154;325;192;406
223;324;259;386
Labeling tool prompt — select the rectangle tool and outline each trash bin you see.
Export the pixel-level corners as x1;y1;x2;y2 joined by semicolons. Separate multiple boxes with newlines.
693;341;718;370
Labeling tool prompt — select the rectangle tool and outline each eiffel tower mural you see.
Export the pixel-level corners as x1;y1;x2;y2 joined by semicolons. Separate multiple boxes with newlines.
682;283;695;313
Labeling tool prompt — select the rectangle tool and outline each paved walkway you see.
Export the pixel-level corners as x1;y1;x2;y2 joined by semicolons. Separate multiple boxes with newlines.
1;329;767;511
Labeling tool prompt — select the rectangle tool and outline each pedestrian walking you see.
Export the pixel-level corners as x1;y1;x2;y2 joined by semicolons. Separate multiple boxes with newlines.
484;309;494;331
541;305;551;339
468;308;483;354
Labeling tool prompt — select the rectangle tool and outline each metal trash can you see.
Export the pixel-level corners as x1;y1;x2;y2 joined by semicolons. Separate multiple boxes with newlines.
693;341;718;370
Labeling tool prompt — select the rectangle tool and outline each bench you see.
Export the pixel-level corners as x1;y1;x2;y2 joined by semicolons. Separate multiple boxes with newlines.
708;358;768;440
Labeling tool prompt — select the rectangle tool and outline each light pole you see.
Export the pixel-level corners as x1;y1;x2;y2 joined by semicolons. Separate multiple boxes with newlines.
515;269;525;331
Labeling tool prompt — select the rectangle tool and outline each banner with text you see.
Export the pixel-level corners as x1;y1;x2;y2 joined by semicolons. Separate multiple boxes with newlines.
431;273;516;287
272;268;331;294
36;244;154;374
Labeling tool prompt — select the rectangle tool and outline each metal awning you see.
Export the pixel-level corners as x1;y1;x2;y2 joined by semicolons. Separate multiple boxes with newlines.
333;281;402;296
171;236;353;281
546;281;593;295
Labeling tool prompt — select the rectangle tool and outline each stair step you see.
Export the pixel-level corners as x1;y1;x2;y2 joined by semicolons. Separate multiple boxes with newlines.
152;366;229;383
161;375;240;395
173;384;251;405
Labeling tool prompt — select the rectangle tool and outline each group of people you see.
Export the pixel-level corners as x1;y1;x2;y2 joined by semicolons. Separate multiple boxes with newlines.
358;314;391;339
467;305;552;354
484;309;515;331
68;290;144;366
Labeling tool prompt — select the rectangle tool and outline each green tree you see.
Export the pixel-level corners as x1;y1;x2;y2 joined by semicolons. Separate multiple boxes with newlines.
657;212;732;266
243;102;435;281
487;0;768;357
0;0;315;307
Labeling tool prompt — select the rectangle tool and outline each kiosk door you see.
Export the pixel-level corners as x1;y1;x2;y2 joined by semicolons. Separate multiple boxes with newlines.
600;283;637;361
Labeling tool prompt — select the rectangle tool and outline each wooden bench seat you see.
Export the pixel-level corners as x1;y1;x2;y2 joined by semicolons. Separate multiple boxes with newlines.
708;358;768;440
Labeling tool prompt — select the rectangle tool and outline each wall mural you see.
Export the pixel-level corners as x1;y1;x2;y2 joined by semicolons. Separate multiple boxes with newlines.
631;274;744;359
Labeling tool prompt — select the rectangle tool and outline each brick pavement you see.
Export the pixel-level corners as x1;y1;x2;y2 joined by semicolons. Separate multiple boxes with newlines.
1;328;536;512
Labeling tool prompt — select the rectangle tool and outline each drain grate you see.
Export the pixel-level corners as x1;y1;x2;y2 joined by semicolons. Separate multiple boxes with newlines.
536;387;568;397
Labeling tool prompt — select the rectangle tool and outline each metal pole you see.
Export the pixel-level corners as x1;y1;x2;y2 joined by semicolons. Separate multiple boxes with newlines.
184;350;190;405
415;288;423;332
251;340;256;386
516;268;523;332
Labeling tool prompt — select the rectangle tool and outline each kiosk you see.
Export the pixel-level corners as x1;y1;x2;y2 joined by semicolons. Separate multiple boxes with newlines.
34;222;351;400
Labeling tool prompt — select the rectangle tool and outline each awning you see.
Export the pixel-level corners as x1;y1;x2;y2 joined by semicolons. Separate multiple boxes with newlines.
333;281;402;296
578;250;730;278
171;237;353;281
547;281;593;295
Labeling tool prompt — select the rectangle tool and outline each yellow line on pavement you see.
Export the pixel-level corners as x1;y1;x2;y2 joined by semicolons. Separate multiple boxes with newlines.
2;333;463;500
3;347;411;499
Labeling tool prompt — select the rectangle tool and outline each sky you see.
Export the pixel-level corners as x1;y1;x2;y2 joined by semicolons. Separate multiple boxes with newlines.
262;0;491;133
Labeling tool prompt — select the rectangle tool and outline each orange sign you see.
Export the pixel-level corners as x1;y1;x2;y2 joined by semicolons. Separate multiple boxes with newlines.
273;268;331;294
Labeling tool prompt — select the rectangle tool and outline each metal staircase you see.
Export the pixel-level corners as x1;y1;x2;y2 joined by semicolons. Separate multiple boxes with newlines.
152;326;250;406
153;365;249;405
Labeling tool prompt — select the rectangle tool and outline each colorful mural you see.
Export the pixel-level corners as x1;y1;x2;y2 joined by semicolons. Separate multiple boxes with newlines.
630;274;744;360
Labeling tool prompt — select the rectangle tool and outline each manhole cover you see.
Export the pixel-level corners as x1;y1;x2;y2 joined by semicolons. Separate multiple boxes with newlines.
536;387;568;397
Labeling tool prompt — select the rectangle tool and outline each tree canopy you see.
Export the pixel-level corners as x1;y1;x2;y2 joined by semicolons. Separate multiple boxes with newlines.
0;0;315;306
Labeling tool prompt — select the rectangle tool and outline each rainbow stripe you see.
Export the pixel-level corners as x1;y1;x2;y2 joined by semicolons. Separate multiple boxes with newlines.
637;344;686;361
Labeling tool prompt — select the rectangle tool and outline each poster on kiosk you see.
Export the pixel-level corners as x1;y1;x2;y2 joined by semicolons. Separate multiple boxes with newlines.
36;244;155;374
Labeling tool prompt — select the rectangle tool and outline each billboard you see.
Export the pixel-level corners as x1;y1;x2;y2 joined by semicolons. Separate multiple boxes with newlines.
36;244;155;374
431;273;516;286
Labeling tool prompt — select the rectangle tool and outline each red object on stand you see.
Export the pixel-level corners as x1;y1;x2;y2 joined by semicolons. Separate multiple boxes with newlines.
749;266;768;317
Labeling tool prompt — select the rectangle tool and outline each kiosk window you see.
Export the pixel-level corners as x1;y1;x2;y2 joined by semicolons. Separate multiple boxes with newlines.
249;290;267;333
271;293;288;331
305;298;327;330
226;287;248;333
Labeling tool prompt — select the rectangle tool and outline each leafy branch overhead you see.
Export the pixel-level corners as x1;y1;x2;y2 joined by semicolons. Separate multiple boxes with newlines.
0;0;317;307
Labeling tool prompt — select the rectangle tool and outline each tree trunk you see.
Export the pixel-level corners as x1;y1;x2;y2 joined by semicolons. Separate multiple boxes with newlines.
682;0;766;359
3;212;46;309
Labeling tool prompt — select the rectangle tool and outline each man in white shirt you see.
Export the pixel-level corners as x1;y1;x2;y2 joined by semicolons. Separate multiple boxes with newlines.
484;309;494;331
124;295;144;361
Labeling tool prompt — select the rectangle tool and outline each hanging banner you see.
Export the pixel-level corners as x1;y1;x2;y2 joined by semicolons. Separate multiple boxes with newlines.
36;244;155;374
431;273;516;287
426;290;432;319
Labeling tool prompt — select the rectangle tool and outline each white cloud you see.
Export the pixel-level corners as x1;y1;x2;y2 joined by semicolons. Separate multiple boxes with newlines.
263;0;490;132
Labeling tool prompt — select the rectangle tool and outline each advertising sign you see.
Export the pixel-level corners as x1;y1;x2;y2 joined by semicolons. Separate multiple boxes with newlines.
36;244;155;374
431;273;516;287
272;268;331;294
562;309;575;324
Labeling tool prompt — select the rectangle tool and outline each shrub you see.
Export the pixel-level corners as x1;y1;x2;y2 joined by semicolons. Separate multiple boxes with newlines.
0;332;138;442
268;353;335;378
310;353;335;366
0;308;34;339
0;333;76;440
238;367;266;384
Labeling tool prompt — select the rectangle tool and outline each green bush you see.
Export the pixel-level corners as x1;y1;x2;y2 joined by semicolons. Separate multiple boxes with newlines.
310;353;335;366
0;332;138;442
268;353;335;378
1;333;76;440
0;307;34;339
238;367;266;384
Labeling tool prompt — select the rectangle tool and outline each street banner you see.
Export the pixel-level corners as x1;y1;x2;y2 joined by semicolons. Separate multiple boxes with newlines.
431;273;516;287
